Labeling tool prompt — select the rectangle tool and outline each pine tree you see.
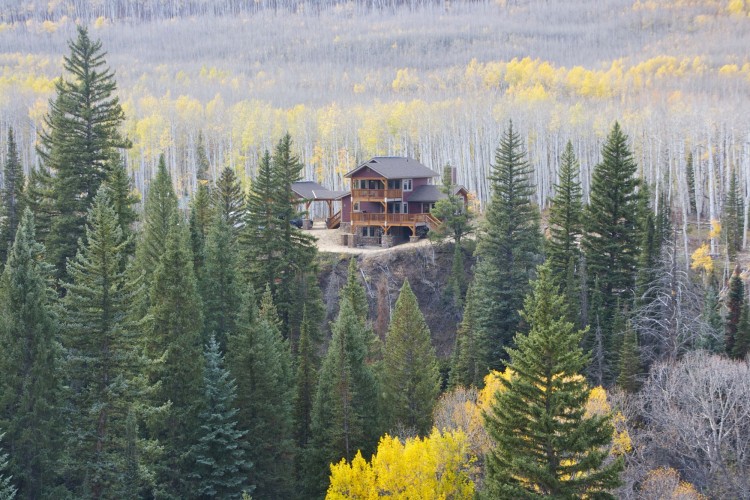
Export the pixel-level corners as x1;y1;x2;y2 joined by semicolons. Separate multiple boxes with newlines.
243;151;276;292
700;283;725;353
0;128;25;265
305;292;379;497
201;216;242;350
686;151;696;214
293;307;318;456
135;154;178;282
483;263;622;498
449;282;485;388
732;298;750;360
429;164;473;246
61;188;153;497
447;243;467;310
189;182;212;277
617;323;643;392
212;167;245;231
38;26;130;280
146;222;204;498
471;120;542;372
342;258;369;322
582;122;641;317
104;158;139;259
226;289;294;499
0;210;60;498
380;280;441;436
191;336;252;499
546;141;583;287
0;433;16;500
21;165;54;245
725;267;744;357
723;169;744;261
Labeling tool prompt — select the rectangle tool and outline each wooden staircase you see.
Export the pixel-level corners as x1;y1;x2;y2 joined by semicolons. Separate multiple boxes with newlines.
425;213;442;230
327;211;341;229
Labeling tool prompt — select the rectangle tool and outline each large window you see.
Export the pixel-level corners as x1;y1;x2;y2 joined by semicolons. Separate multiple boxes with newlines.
361;226;380;237
387;179;401;189
402;179;413;191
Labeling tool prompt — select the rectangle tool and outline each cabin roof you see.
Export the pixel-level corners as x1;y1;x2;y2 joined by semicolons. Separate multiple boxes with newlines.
344;156;439;179
291;181;348;200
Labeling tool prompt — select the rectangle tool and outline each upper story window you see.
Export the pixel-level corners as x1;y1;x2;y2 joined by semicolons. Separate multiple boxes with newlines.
387;179;401;189
402;179;413;191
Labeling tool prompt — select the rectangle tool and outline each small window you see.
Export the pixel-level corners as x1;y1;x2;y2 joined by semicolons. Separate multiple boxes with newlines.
388;179;401;189
353;202;361;212
402;202;409;214
403;179;413;191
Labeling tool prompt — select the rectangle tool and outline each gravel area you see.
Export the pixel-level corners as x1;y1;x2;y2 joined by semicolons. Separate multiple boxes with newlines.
307;221;430;255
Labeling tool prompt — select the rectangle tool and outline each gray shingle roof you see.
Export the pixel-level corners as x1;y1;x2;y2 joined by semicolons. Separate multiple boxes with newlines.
291;181;348;200
344;157;439;179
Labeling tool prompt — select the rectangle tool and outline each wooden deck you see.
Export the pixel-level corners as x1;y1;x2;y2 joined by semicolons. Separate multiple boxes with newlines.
351;188;403;201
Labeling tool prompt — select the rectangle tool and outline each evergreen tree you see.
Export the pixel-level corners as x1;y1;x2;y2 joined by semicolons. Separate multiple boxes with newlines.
38;26;130;280
582;122;641;318
723;169;744;261
196;131;211;183
146;222;204;498
700;283;725;353
61;188;153;498
21;166;54;245
617;322;643;392
446;243;467;310
732;298;750;360
725;267;744;357
212;167;245;231
380;280;440;436
135;154;178;282
105;158;139;259
191;336;252;499
190;132;214;279
483;263;622;498
449;282;485;388
226;289;294;499
305;292;379;497
342;257;369;322
0;128;25;265
686;151;696;214
0;210;60;498
293;307;318;457
546;141;583;288
201;216;242;350
243;136;317;340
429;164;473;246
471;120;542;373
0;433;16;500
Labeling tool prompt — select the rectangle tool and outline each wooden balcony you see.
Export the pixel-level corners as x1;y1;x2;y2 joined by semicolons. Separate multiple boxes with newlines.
351;188;402;201
351;212;440;228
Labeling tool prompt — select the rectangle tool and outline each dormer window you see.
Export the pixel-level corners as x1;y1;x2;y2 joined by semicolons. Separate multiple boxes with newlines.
402;179;413;191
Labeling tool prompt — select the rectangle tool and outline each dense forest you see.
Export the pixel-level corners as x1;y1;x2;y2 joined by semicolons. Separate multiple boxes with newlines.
1;2;750;499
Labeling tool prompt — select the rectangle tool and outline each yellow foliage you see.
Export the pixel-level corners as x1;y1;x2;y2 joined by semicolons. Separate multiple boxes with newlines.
690;243;714;274
327;429;475;499
719;64;740;76
93;16;109;29
353;83;365;93
727;0;747;15
641;467;705;499
709;219;721;239
392;68;419;92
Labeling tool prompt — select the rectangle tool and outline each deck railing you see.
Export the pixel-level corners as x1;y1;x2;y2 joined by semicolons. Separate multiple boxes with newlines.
351;212;438;225
351;188;403;200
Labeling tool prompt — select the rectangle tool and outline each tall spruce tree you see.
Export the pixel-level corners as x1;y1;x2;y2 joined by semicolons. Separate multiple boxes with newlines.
617;322;643;393
732;298;750;360
0;128;25;265
726;268;745;358
470;120;542;373
37;26;130;280
380;280;440;436
226;289;294;499
190;336;252;499
429;164;473;246
293;307;318;461
189;180;213;281
0;210;61;498
104;158;139;258
61;188;154;498
243;136;317;340
135;154;178;283
582;122;641;319
201;216;242;350
483;263;622;498
449;282;485;388
342;258;369;322
546;141;583;287
305;291;379;497
212;167;245;231
723;169;744;261
146;222;204;498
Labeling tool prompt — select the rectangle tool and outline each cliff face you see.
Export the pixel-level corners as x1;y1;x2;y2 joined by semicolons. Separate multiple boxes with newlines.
317;244;474;359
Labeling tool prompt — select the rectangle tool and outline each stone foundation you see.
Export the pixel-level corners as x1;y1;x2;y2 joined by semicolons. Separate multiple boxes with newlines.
340;222;351;232
409;235;420;243
381;235;394;248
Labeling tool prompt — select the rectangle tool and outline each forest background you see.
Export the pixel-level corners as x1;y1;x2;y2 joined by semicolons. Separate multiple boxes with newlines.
1;0;750;237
